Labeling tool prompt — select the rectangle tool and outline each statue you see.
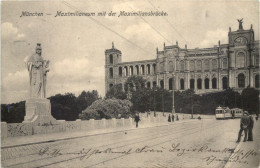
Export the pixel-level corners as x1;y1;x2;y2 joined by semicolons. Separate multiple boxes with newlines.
26;43;50;99
237;18;243;30
24;43;56;125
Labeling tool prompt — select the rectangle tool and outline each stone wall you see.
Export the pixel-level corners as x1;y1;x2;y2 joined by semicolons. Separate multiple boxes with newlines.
1;115;169;139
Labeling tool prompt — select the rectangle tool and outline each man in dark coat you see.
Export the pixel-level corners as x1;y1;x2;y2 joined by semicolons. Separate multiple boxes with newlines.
172;114;175;122
168;114;171;122
134;113;140;128
247;113;254;141
236;111;250;143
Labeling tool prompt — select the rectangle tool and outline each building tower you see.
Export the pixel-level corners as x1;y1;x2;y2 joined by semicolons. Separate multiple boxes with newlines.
105;42;122;93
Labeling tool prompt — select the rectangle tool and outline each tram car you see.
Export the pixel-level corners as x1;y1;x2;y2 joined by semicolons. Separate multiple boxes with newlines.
215;106;232;119
230;108;243;118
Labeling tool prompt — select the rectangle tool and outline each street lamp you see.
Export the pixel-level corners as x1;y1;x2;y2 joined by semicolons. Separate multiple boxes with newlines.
162;93;164;116
153;87;156;117
172;73;175;114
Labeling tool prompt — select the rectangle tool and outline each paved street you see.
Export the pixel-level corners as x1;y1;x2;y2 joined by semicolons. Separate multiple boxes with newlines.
2;119;259;168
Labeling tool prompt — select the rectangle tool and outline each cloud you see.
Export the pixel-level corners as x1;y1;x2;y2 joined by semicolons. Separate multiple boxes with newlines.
2;22;25;41
1;70;29;104
199;29;228;48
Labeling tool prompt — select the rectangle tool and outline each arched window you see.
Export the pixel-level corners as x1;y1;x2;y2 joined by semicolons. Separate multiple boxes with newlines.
255;74;259;88
255;56;259;67
153;81;157;88
222;58;228;69
204;60;209;71
222;77;228;89
153;64;156;74
238;73;245;88
197;78;202;89
147;64;151;74
180;79;185;90
212;78;217;89
212;59;217;70
109;84;113;90
169;78;173;90
169;61;174;72
190;61;195;71
205;78;209;89
180;61;185;71
135;65;139;75
124;66;128;76
141;65;145;75
190;79;195;89
119;67;122;77
109;54;113;64
236;52;245;68
160;80;164;89
109;68;113;78
147;82;151;88
196;60;202;71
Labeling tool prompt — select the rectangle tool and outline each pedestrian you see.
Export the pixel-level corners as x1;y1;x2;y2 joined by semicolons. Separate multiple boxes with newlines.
134;113;140;128
236;111;250;143
256;113;259;121
176;114;179;121
172;114;175;122
168;114;171;122
247;112;254;141
232;111;235;119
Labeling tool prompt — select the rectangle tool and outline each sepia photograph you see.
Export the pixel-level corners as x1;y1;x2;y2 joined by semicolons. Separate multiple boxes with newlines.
1;0;259;167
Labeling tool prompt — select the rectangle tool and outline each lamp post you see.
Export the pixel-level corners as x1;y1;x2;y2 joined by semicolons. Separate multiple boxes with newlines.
172;73;175;114
153;87;156;117
162;93;164;116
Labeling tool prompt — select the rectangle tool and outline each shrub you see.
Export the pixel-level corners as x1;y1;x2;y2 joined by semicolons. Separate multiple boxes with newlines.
79;98;133;120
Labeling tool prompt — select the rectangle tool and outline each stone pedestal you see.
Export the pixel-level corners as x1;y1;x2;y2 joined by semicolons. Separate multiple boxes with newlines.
23;98;57;125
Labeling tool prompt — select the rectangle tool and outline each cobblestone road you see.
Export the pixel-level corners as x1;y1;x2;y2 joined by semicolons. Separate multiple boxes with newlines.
2;119;259;168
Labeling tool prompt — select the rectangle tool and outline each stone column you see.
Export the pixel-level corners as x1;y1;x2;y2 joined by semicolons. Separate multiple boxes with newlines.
195;75;197;90
156;74;159;87
202;76;205;89
164;73;167;89
209;75;212;89
187;73;190;89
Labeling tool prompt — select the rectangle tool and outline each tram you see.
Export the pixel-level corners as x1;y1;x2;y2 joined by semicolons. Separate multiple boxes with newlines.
230;108;243;118
215;106;231;119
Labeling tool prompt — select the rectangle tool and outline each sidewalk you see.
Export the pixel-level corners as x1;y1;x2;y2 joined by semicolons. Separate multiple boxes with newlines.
224;119;260;168
1;119;193;148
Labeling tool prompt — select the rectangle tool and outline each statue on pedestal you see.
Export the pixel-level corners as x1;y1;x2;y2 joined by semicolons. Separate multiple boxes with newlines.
26;43;50;99
24;43;56;125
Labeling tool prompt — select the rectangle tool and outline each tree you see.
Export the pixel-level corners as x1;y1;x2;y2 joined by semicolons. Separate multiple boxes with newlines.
124;75;147;92
242;87;259;114
79;98;133;120
105;84;127;99
77;90;100;113
49;93;78;121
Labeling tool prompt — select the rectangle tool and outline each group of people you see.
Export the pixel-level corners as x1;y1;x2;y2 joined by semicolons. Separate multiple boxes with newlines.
168;114;179;122
236;111;255;143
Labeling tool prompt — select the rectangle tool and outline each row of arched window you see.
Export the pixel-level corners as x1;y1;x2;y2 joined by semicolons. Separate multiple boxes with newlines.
158;58;228;72
109;74;259;91
109;64;157;78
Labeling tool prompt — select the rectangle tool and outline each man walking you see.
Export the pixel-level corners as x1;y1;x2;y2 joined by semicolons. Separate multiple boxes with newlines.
247;112;254;141
134;113;140;128
236;111;250;143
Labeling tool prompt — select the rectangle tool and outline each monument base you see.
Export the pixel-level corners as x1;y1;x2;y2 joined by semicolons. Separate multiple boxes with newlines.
23;98;57;125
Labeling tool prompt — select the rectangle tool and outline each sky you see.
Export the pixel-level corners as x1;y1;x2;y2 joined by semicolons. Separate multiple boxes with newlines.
1;0;259;104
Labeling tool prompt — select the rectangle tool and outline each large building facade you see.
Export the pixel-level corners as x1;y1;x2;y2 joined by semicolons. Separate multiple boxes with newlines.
105;22;259;94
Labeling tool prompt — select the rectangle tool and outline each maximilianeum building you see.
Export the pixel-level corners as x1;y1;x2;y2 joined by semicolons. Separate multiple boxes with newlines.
105;21;260;94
